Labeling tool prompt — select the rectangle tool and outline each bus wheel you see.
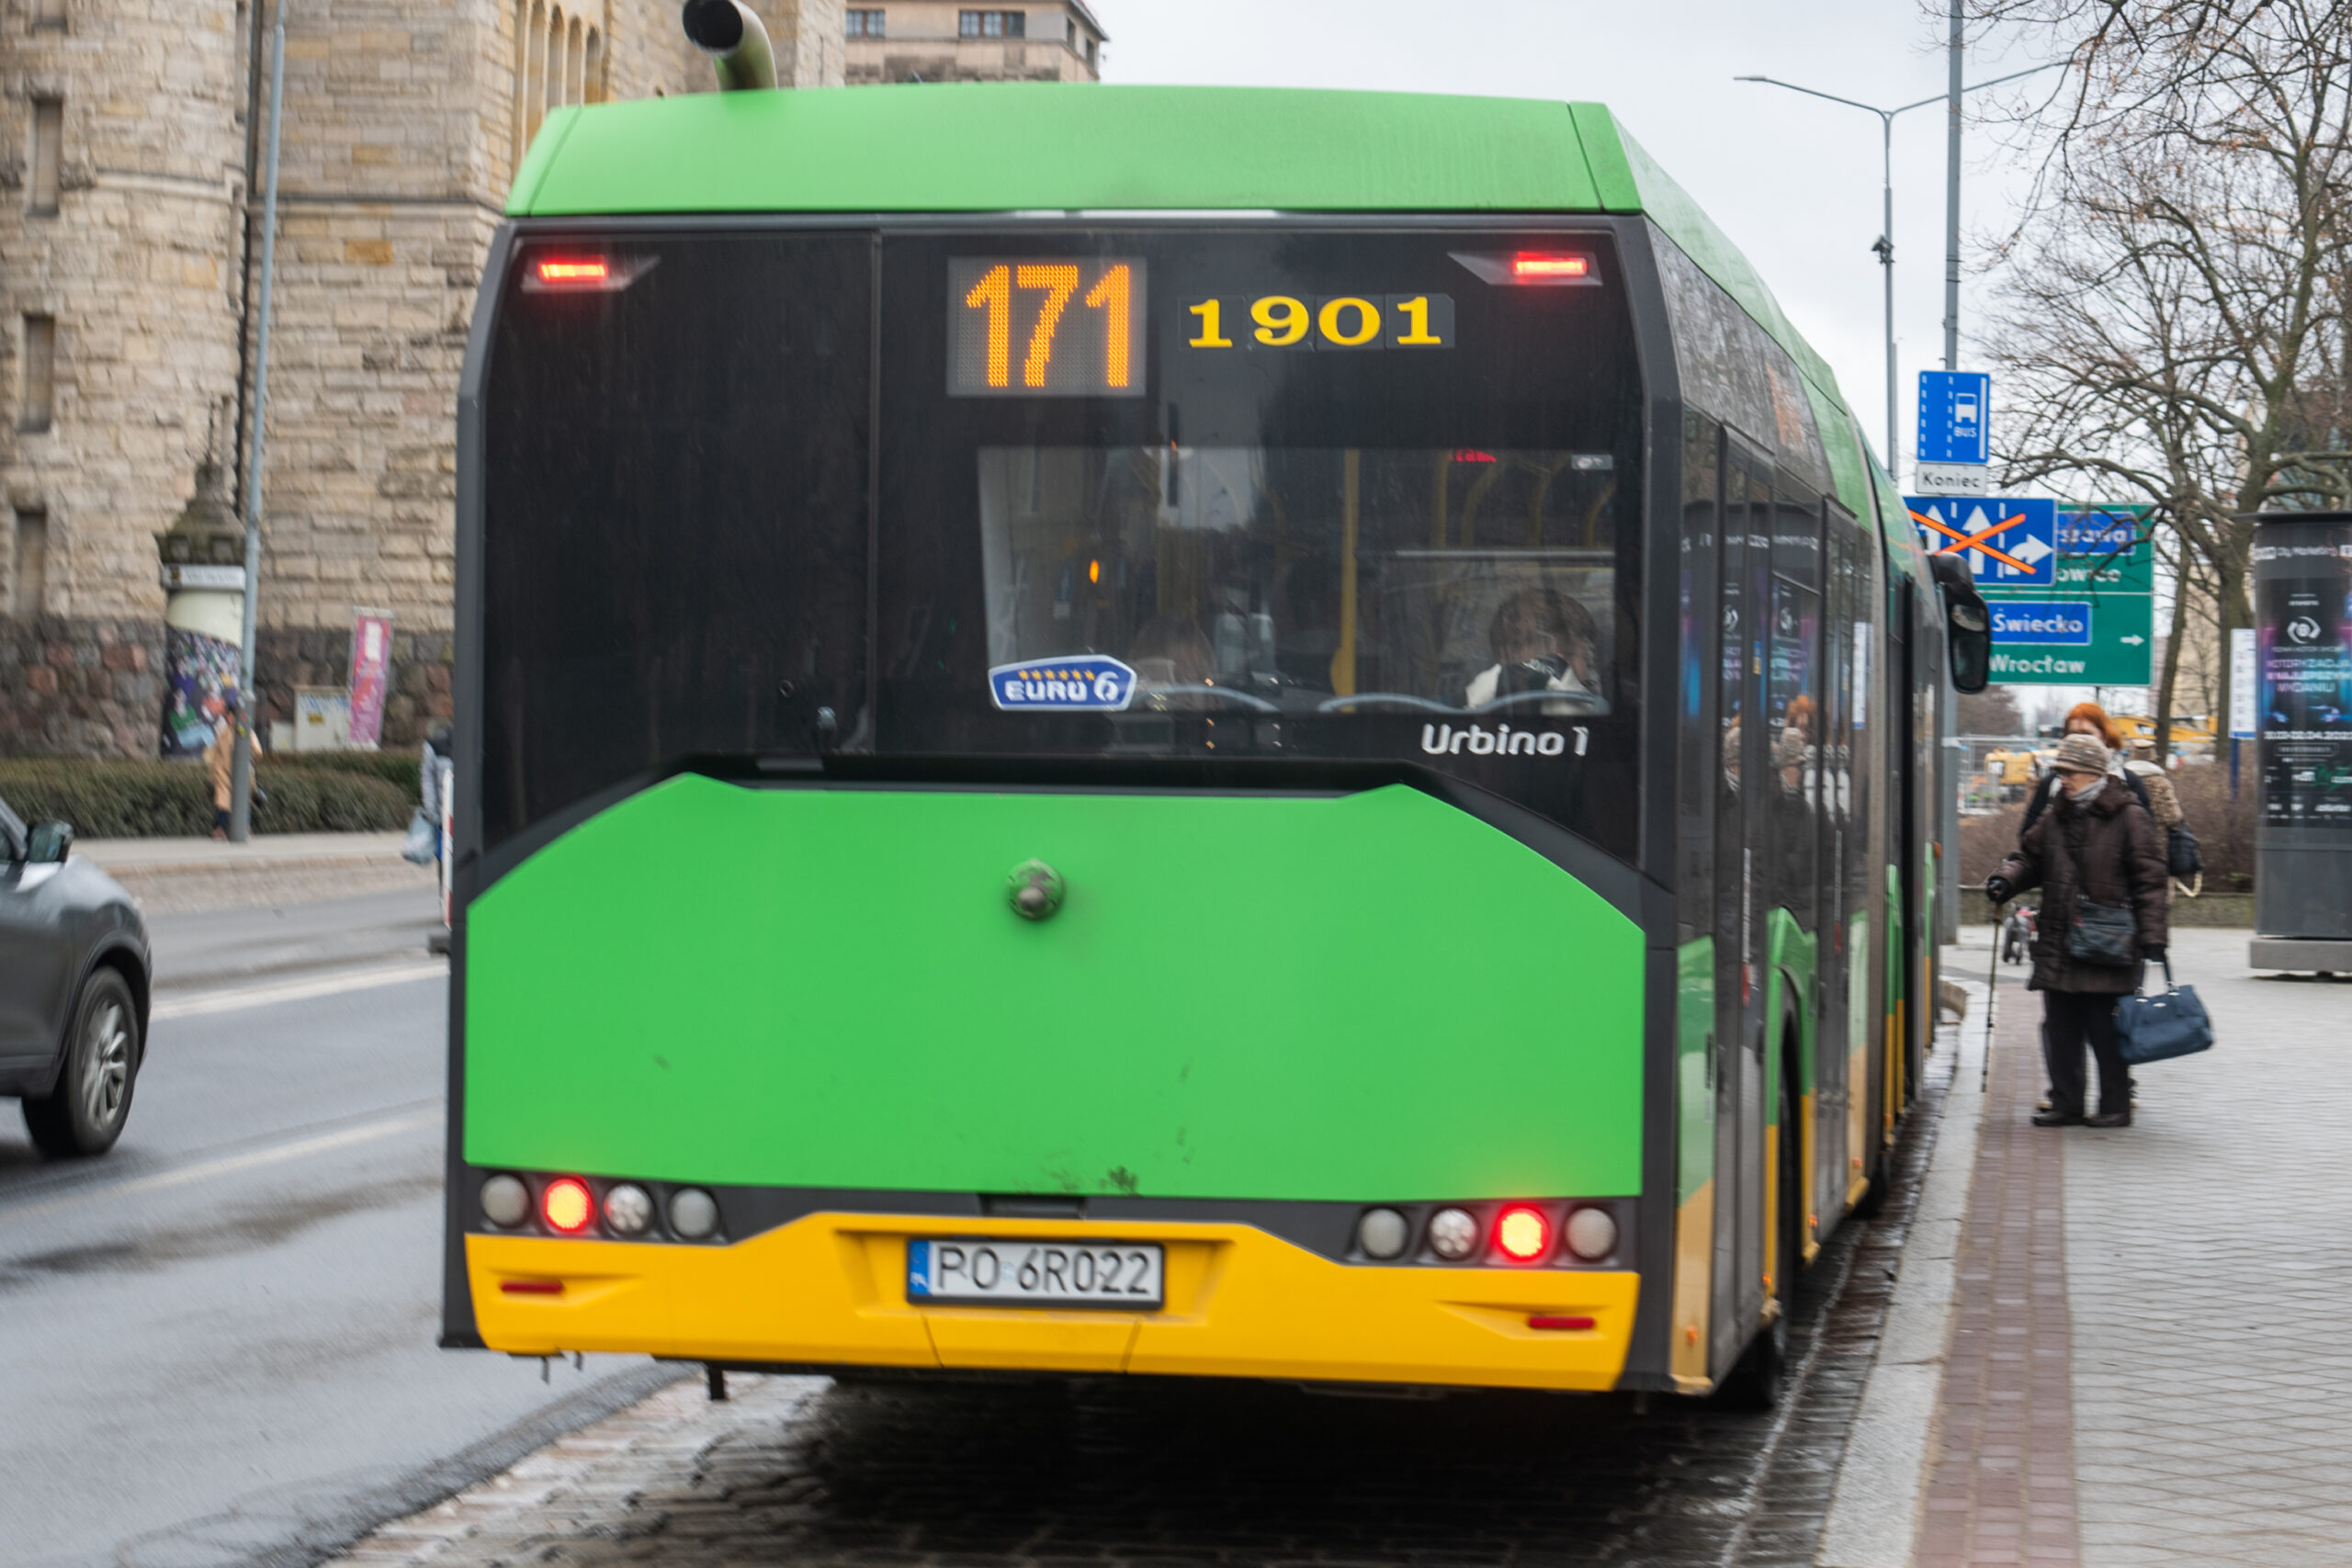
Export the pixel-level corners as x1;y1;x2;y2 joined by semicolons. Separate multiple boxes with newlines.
1720;1070;1801;1411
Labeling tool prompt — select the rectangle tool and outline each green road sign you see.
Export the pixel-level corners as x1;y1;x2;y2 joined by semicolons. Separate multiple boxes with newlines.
1981;507;2155;685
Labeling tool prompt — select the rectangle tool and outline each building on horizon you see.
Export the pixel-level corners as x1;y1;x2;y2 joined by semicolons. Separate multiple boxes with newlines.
845;2;1103;84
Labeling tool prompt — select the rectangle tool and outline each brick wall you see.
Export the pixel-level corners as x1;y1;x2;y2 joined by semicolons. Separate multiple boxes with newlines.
0;615;166;757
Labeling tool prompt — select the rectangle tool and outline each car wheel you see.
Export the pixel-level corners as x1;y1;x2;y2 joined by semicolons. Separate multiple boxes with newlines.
24;968;141;1158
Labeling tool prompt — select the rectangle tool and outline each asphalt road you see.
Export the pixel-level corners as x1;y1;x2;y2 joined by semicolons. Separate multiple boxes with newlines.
0;888;678;1568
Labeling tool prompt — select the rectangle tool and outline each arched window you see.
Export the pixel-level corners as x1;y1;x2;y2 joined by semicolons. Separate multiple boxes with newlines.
514;2;607;183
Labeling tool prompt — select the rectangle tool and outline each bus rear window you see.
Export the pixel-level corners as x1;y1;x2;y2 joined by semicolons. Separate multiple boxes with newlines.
978;446;1617;720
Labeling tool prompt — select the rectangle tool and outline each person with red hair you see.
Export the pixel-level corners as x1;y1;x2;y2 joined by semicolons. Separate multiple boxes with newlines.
2021;700;2148;835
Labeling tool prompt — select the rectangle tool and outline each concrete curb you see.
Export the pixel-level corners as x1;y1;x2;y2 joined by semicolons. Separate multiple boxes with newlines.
77;831;409;874
1815;956;1992;1568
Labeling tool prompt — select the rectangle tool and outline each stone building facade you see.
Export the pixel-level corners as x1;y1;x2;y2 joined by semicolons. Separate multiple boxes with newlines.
0;0;843;757
844;1;1102;84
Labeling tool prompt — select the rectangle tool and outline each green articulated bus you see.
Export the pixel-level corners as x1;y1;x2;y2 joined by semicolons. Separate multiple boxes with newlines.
444;25;1989;1404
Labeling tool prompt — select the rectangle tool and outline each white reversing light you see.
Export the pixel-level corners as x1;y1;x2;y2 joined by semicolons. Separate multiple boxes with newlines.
1427;1207;1478;1261
1565;1206;1618;1261
605;1183;654;1235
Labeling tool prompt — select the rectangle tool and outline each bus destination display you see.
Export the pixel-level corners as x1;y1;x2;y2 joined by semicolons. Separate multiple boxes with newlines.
949;257;1145;398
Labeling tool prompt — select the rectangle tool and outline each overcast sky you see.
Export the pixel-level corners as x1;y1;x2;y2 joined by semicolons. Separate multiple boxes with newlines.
1096;0;2045;487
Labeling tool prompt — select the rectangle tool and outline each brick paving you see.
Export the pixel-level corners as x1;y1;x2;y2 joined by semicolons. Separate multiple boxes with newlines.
320;1072;1956;1568
1916;955;2080;1568
1917;927;2352;1567
2062;930;2352;1567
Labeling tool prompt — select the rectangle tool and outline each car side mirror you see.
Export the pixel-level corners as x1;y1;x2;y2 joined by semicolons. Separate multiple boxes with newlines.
26;819;73;863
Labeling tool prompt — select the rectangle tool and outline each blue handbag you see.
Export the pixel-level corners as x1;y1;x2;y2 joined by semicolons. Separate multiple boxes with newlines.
2115;956;2213;1065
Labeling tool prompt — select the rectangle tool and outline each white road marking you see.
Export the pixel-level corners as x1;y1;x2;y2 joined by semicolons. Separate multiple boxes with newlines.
153;961;447;1021
0;1107;444;1228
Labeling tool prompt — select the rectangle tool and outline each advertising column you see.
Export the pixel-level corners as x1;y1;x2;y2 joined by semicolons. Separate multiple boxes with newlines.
2251;513;2352;969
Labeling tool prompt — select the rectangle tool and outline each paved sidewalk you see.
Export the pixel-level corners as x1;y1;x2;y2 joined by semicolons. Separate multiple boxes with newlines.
1920;926;2352;1566
74;830;432;915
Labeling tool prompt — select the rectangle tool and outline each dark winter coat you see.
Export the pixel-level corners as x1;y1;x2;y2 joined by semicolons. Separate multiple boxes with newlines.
1996;776;2169;995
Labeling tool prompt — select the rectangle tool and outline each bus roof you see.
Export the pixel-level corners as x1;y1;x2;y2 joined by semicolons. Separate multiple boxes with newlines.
518;87;1838;395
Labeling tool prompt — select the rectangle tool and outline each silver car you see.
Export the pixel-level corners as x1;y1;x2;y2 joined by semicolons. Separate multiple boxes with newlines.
0;798;150;1156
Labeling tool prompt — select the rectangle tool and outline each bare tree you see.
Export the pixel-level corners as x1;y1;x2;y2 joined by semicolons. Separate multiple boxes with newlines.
1980;0;2352;750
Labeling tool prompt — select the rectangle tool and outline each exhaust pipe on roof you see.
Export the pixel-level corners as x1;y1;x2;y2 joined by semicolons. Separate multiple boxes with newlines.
681;0;776;92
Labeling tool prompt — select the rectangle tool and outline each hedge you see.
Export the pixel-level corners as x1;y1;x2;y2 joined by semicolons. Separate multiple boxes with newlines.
0;757;416;837
261;748;427;795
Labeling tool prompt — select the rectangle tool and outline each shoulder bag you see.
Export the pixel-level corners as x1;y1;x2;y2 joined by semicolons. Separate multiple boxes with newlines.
2062;815;2139;966
2115;954;2214;1065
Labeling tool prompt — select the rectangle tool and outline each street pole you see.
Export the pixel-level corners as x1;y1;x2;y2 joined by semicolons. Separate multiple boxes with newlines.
1938;1;1965;944
230;0;286;843
1943;0;1963;371
1735;65;2052;472
1875;116;1896;469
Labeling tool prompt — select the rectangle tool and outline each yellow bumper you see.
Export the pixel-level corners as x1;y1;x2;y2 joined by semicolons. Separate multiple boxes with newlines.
468;1213;1639;1392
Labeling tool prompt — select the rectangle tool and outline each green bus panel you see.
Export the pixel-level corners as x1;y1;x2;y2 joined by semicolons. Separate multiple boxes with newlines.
513;85;1611;218
465;776;1645;1202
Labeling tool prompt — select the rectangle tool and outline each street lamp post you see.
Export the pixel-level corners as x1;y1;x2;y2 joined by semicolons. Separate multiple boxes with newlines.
1734;65;2053;474
229;0;288;842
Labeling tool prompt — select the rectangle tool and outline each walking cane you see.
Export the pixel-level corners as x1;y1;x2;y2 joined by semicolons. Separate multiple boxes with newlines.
1983;896;2000;1090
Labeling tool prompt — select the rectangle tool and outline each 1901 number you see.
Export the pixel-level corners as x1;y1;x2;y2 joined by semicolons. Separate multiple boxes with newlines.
1185;293;1453;351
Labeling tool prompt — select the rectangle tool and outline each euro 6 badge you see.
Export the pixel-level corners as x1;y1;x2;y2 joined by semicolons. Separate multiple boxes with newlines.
989;654;1137;713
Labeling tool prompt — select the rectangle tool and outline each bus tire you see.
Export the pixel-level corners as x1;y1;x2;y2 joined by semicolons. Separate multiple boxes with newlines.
23;968;141;1158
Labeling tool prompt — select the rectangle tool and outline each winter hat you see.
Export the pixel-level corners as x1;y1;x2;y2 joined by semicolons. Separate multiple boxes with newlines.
2052;733;2110;776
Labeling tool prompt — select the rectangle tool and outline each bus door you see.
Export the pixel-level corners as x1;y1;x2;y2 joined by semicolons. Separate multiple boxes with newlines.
1765;491;1826;1251
1889;578;1921;1117
1710;439;1772;1372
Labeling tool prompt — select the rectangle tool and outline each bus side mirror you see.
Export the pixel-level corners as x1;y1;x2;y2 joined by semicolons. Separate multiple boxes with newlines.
1925;555;1993;694
1945;597;1991;694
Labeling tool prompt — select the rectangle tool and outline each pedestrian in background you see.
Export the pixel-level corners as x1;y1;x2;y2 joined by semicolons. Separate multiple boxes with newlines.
2123;736;2184;830
1985;732;2169;1129
419;723;452;866
202;695;243;840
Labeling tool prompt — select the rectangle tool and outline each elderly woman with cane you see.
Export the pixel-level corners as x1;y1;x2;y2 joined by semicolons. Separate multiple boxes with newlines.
1984;732;2169;1129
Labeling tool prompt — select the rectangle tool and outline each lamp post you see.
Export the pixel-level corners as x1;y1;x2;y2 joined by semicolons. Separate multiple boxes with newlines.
1735;64;2053;473
229;0;287;841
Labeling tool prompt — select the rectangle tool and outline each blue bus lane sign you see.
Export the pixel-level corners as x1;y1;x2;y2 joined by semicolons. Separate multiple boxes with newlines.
1917;370;1993;465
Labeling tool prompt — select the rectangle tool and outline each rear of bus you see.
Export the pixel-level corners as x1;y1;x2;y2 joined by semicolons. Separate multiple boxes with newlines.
446;89;1678;1393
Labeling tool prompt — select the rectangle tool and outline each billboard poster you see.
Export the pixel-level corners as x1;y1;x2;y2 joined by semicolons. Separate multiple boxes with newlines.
2254;536;2352;829
347;611;394;750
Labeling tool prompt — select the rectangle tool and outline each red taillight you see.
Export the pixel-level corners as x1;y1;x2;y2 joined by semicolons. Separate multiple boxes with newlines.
535;257;612;288
1511;253;1591;280
1453;448;1498;463
541;1177;594;1234
1494;1203;1553;1263
1528;1314;1596;1331
500;1279;565;1295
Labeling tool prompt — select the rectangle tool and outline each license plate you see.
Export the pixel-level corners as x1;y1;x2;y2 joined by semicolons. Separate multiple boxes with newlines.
905;1238;1164;1309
